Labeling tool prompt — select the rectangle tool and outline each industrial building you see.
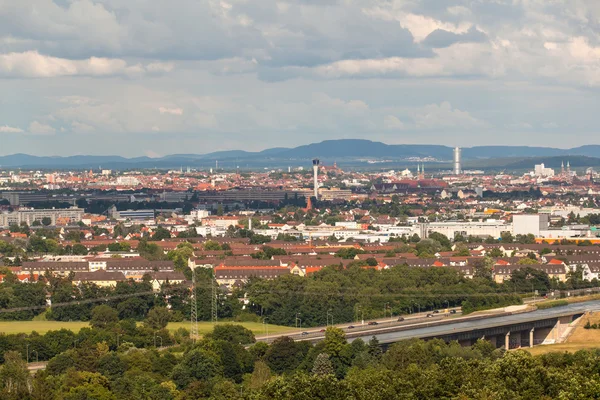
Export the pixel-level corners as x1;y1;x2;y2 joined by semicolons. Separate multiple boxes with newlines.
0;207;84;227
109;207;155;221
419;220;510;240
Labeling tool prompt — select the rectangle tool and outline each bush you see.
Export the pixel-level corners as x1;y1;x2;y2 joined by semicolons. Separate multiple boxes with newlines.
536;300;569;310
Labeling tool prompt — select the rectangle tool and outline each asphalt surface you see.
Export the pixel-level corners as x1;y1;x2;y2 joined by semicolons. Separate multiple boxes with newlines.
349;300;600;344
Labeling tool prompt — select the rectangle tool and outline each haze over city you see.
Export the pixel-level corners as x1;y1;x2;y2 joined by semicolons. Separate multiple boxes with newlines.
6;2;600;399
3;1;600;156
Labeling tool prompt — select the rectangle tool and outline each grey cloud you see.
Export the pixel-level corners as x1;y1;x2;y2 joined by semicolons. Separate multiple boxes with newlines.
423;26;487;48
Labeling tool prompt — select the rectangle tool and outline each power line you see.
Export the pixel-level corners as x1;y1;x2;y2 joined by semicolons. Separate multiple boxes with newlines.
211;278;218;324
190;269;198;342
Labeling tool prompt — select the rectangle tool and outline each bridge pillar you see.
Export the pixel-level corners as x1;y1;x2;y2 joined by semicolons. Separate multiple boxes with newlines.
505;332;510;351
554;319;560;342
529;328;534;348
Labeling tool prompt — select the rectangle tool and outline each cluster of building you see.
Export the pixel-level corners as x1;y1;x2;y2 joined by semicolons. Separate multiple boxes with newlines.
3;155;600;291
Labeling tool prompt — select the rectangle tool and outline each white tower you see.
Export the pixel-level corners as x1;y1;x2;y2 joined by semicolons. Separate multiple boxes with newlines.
453;147;462;175
312;159;320;199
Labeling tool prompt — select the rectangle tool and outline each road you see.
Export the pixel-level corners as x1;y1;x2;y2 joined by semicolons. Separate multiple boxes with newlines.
255;308;462;341
256;301;600;344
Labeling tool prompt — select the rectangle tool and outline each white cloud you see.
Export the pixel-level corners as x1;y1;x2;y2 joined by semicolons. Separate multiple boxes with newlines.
542;122;559;129
507;122;533;130
0;51;173;78
412;102;487;130
383;115;405;130
145;150;160;158
158;107;184;116
0;125;23;133
28;121;56;135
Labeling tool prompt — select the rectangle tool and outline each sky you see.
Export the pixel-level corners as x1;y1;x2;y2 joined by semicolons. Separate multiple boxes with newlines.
2;0;600;157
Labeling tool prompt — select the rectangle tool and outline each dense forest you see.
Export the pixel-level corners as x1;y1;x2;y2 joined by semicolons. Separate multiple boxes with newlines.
2;323;600;399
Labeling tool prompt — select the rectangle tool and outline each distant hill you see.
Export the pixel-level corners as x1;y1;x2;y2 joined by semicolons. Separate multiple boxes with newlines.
1;139;599;169
503;156;600;169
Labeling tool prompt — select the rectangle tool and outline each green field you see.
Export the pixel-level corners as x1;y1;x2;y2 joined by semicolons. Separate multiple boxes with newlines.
0;321;90;335
167;321;297;336
0;320;296;336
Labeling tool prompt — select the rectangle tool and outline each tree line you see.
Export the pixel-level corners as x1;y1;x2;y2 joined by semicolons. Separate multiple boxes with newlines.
3;323;600;399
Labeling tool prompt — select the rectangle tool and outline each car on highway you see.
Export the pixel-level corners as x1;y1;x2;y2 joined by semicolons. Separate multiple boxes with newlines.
347;325;355;329
367;321;378;326
320;329;326;332
450;310;457;314
397;317;405;322
433;310;440;314
301;332;309;336
426;313;433;318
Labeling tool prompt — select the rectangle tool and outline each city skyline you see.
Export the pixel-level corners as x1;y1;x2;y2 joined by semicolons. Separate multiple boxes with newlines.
3;1;600;156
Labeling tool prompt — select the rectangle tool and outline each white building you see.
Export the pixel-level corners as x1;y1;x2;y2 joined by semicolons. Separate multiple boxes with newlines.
0;207;84;227
512;214;550;237
533;163;555;177
185;209;211;224
420;220;510;240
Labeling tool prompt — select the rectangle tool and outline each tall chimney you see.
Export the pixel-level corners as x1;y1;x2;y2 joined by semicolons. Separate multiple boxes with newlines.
312;159;320;199
453;147;462;175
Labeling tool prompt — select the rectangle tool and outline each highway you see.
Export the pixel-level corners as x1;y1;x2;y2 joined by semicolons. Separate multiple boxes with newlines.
255;309;461;341
357;301;600;344
257;301;600;344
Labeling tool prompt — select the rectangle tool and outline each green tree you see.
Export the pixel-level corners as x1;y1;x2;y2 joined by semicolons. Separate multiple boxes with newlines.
500;232;514;243
0;351;31;398
72;244;88;255
365;257;378;267
41;217;52;226
205;324;255;345
145;307;171;330
264;336;307;374
152;226;171;241
171;348;222;389
203;240;222;251
90;305;119;329
312;353;334;376
248;360;272;390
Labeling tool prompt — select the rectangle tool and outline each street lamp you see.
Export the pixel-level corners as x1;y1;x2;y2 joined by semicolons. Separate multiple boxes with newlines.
154;333;163;348
31;350;38;363
263;317;269;343
326;309;333;327
295;313;301;329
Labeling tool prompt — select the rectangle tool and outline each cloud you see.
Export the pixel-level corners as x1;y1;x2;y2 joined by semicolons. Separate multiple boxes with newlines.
71;121;95;133
412;102;487;130
6;0;600;155
144;150;161;158
0;125;24;133
507;122;533;130
28;121;56;135
0;51;173;78
383;115;405;130
158;107;184;116
542;122;559;129
422;26;488;48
